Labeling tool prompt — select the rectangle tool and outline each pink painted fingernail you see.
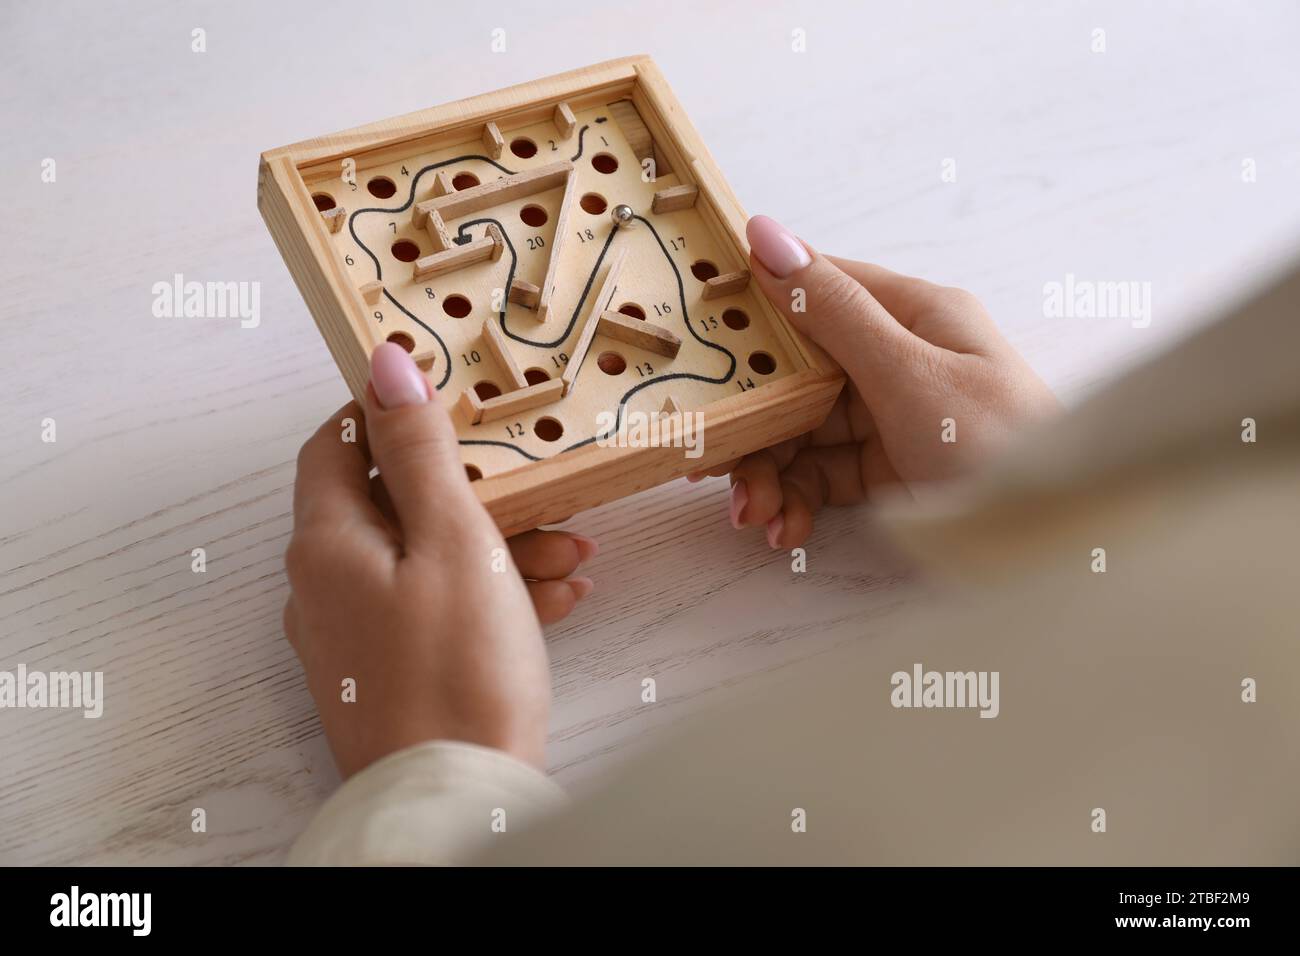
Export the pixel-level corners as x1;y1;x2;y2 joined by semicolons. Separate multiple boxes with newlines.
371;342;429;409
686;472;705;483
567;576;595;600
765;514;784;549
568;533;600;562
729;480;748;529
747;215;811;278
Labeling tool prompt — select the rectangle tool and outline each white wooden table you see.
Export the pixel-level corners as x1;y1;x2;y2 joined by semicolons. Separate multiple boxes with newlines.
3;0;1298;864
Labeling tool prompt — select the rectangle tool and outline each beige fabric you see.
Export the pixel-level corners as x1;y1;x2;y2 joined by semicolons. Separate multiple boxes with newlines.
291;258;1300;866
288;741;566;865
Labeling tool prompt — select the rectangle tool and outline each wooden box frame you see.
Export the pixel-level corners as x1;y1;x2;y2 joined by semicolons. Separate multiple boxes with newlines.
258;56;842;536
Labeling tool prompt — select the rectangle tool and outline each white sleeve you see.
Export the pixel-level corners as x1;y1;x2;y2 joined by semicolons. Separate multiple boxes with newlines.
288;740;568;866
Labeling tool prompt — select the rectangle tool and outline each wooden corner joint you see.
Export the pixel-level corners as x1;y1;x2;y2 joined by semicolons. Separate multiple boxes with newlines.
458;378;563;426
415;160;573;255
481;316;527;390
411;223;504;281
562;246;627;395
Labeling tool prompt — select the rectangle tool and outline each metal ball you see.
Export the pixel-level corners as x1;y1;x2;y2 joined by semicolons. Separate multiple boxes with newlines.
611;203;635;227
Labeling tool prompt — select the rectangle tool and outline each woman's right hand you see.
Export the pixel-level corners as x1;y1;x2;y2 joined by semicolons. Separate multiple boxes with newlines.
694;215;1061;548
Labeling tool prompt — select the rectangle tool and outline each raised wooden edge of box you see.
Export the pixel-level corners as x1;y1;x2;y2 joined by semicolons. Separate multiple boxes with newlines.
262;57;645;178
257;154;373;396
258;55;847;534
629;59;840;381
479;368;844;536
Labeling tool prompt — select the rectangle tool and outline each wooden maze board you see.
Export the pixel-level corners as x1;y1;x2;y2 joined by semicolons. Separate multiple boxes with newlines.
259;57;842;535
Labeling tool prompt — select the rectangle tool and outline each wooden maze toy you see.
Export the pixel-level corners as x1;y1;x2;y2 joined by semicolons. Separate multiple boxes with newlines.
258;57;842;535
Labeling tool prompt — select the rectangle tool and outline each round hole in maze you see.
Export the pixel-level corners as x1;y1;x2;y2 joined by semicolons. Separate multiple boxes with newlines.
617;302;645;321
465;465;483;482
452;171;480;191
474;380;502;401
534;417;564;442
748;351;777;375
591;152;618;174
519;204;548;227
367;176;397;199
691;259;720;282
386;331;415;352
390;239;421;262
312;192;336;212
510;137;538;159
722;307;750;330
580;192;607;215
524;367;550;386
597;351;626;375
442;294;472;318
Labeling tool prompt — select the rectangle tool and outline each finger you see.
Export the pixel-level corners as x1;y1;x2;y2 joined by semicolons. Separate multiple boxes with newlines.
293;401;389;540
363;343;486;549
804;385;868;447
824;256;941;329
859;432;908;495
828;255;1001;355
746;215;931;406
729;450;785;528
784;444;866;509
526;577;593;626
510;529;598;580
369;473;398;528
689;428;813;485
767;480;816;549
766;444;870;549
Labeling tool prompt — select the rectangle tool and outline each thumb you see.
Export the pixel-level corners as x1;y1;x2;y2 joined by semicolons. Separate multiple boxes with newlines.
745;215;927;403
364;342;484;547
